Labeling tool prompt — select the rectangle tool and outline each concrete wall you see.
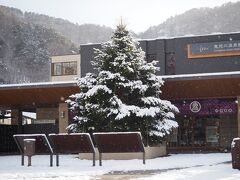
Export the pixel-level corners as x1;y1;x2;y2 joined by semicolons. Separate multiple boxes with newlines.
51;54;81;81
36;105;68;133
58;103;69;133
36;107;58;122
79;144;166;160
11;109;22;125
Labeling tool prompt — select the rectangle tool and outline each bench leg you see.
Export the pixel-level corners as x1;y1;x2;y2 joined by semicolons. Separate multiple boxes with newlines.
93;152;95;166
21;155;24;166
50;154;53;167
27;156;32;166
143;152;146;164
56;154;59;166
99;153;102;166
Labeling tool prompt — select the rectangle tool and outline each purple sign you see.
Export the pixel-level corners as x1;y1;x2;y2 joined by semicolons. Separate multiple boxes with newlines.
173;98;237;116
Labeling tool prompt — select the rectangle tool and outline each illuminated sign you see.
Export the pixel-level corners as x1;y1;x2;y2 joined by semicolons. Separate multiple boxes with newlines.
187;40;240;59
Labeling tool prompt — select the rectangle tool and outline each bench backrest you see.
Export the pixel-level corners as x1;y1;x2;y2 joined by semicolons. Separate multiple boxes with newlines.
49;133;95;154
13;134;53;154
93;132;145;153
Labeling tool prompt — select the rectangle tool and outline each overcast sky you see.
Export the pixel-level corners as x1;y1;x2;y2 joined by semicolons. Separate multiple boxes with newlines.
0;0;239;32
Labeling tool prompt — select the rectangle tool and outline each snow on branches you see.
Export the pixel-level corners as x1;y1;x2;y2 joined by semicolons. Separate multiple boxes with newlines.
67;25;179;144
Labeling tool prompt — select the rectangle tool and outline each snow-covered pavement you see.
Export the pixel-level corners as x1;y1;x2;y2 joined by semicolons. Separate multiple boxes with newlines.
0;153;239;180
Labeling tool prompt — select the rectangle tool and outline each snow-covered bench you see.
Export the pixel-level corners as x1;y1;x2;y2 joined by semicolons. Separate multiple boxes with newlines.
49;133;96;166
13;134;53;166
93;132;145;166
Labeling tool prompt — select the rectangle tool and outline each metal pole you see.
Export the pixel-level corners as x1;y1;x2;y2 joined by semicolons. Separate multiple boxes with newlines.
143;152;146;164
21;155;24;166
56;154;59;166
99;153;102;166
93;152;95;166
50;154;53;167
27;156;31;166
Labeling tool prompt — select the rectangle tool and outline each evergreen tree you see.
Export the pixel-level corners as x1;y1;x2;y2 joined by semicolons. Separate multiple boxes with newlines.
67;25;178;144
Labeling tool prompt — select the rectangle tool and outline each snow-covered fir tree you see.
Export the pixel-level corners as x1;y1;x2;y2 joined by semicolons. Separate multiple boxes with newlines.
67;25;179;144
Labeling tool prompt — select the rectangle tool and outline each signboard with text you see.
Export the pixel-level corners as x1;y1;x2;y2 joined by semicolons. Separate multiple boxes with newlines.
188;40;240;59
174;98;237;116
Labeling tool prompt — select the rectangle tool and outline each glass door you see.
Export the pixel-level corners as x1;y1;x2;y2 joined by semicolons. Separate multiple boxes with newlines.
193;118;206;146
178;117;194;146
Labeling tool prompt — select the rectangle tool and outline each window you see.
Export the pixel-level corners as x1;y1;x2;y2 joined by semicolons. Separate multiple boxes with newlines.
52;61;77;76
54;63;62;76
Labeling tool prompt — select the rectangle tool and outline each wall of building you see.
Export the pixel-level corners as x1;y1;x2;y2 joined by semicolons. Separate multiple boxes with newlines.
219;114;238;149
80;44;101;77
140;40;166;75
168;33;240;75
79;33;240;152
58;103;69;133
51;54;81;81
36;107;58;123
80;32;240;76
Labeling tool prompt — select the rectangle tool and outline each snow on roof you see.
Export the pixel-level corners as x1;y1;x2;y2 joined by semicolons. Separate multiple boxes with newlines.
162;71;240;81
138;31;240;41
1;71;239;90
0;80;78;90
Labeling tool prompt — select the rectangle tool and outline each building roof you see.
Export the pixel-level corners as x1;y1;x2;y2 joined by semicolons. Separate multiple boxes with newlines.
162;71;240;81
0;81;77;90
0;72;240;109
0;81;79;110
161;72;240;100
139;31;240;41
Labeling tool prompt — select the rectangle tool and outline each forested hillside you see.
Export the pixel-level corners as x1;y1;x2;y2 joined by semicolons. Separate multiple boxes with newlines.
1;1;240;84
24;13;113;44
140;2;240;39
0;6;78;83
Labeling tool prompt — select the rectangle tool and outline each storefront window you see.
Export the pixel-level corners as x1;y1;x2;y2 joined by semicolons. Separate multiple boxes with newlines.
177;116;220;147
168;98;238;149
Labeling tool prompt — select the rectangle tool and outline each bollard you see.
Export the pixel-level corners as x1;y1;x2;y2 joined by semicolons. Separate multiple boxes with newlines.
23;139;36;166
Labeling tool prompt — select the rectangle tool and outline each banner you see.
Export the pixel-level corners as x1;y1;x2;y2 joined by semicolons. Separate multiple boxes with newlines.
174;98;237;116
188;41;240;59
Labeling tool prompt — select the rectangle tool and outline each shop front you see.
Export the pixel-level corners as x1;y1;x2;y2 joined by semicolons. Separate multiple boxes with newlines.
168;98;238;152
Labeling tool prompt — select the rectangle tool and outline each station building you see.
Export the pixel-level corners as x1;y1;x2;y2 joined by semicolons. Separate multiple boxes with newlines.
80;32;240;152
0;32;240;152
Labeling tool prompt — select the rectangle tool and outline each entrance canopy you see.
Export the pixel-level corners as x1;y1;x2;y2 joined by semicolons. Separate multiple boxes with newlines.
0;72;240;110
161;71;240;100
0;81;79;110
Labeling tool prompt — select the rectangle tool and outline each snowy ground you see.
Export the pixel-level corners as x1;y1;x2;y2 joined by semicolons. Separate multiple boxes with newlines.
0;153;239;180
